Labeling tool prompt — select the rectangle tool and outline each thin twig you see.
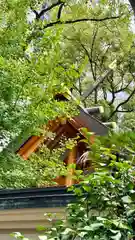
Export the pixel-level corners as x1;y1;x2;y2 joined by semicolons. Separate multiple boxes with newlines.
57;3;65;20
108;88;135;119
31;0;63;20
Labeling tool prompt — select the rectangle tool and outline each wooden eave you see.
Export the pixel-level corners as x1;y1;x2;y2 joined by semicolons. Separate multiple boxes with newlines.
16;106;108;160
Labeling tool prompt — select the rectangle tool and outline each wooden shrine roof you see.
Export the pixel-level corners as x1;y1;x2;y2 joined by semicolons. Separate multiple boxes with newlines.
7;92;108;155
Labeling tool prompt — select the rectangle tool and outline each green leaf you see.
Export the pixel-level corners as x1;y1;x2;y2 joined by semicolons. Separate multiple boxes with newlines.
74;188;83;196
122;196;132;203
109;59;117;70
61;228;74;235
36;225;46;231
111;232;121;240
83;185;91;192
90;223;104;230
78;232;87;237
84;223;103;231
10;232;24;239
110;230;120;234
127;209;135;217
38;236;47;240
83;226;92;231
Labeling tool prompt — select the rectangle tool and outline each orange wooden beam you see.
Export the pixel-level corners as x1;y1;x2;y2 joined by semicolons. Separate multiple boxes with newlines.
17;120;61;160
18;136;44;160
65;147;76;187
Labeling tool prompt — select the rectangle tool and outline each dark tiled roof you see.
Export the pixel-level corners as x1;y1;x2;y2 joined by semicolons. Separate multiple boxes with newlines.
0;186;75;210
77;106;108;136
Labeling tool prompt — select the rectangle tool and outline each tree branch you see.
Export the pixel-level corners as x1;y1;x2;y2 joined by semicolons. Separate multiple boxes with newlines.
57;2;65;20
72;84;79;92
117;110;134;113
81;42;99;104
100;45;111;68
81;43;96;81
102;87;107;101
90;25;98;81
90;26;99;104
114;80;132;93
31;9;39;19
31;0;63;20
83;69;113;100
108;73;116;106
108;88;135;119
109;90;116;106
42;15;122;29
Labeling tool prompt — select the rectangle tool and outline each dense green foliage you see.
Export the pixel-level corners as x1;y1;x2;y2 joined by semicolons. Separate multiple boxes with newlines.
62;1;135;123
0;0;134;188
11;131;135;239
0;0;132;144
0;146;67;188
90;131;135;168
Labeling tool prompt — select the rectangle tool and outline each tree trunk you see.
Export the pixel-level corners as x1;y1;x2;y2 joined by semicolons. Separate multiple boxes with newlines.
94;89;98;104
129;0;135;15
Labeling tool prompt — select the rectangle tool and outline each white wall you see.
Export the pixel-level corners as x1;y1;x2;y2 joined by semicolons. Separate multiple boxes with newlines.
0;207;65;240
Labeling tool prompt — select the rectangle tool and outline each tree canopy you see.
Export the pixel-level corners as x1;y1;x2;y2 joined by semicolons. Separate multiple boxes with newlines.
0;0;134;144
0;0;134;187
